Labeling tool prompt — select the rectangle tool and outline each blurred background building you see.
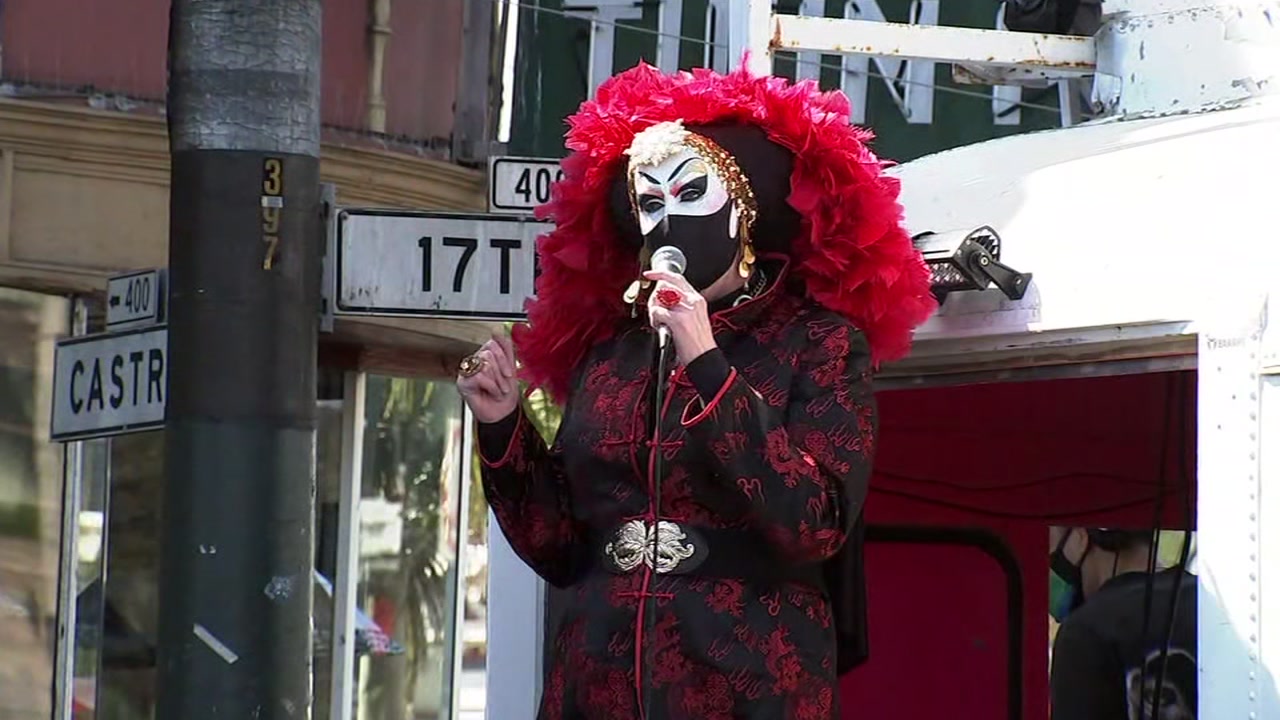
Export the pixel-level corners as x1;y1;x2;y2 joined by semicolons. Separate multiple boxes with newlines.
0;1;497;717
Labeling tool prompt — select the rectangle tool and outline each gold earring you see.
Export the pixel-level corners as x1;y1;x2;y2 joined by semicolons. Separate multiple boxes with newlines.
623;277;653;316
624;279;642;305
738;242;756;279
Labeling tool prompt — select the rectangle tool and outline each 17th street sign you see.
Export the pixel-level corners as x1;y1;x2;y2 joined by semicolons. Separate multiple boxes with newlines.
51;325;168;441
334;209;552;321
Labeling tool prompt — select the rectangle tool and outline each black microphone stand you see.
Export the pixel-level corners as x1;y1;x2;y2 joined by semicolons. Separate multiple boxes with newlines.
642;332;671;720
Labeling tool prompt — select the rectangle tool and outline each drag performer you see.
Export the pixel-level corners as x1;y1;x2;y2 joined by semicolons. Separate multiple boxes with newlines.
457;62;936;719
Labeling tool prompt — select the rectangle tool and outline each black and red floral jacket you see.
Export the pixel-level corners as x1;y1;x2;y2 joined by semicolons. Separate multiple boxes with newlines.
478;265;875;720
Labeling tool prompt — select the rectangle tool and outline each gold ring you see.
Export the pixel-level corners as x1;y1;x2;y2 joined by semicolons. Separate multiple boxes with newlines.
458;354;486;378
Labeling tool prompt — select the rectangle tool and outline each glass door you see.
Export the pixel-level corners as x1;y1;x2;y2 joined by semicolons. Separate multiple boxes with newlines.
347;374;465;720
0;287;71;718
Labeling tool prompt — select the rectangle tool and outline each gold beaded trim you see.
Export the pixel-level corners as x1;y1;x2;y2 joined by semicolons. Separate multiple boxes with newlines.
624;129;759;248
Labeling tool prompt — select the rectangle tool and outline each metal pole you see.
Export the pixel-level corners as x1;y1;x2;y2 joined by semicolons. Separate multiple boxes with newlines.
726;0;773;77
1259;290;1280;720
1197;292;1269;719
655;0;685;74
157;2;322;717
53;300;89;720
446;404;475;720
330;372;366;720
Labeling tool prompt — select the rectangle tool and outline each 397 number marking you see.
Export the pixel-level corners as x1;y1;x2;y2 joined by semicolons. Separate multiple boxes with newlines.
418;236;526;295
261;157;284;270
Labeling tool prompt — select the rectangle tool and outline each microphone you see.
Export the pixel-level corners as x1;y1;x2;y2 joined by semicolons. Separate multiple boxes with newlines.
650;245;687;276
649;246;687;349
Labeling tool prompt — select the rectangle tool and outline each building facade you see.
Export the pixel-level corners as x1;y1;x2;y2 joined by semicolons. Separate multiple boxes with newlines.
508;0;1074;162
0;1;503;718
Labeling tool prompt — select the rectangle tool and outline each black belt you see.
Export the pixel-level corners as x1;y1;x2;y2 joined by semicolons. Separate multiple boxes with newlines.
590;520;824;588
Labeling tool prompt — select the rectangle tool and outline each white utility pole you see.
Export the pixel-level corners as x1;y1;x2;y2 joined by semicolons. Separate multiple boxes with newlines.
565;1;647;95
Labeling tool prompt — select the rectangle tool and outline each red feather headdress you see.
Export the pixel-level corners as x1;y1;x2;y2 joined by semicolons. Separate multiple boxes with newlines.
515;61;937;402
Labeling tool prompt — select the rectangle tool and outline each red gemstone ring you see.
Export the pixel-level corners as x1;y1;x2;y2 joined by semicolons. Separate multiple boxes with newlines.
654;287;683;309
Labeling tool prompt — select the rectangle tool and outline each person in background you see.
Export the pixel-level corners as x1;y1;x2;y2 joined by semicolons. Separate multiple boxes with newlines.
1049;527;1197;720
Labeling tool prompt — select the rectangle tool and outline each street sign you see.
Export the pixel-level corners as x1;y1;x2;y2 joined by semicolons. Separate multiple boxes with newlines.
335;209;551;321
488;156;564;214
51;326;168;441
106;269;164;330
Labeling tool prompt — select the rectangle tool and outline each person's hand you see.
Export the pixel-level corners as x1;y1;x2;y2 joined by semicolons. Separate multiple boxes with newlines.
457;329;521;423
644;269;718;366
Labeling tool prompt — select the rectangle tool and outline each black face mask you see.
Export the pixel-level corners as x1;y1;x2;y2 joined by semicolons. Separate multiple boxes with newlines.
642;204;738;292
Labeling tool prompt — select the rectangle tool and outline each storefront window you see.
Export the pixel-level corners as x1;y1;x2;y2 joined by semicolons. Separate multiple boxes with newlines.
354;376;464;720
46;346;476;718
0;287;70;718
81;373;353;719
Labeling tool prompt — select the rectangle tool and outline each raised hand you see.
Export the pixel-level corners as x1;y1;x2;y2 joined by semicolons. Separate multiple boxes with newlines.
457;328;521;423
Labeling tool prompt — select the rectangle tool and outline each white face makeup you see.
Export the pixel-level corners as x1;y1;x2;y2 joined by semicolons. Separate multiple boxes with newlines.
631;147;730;236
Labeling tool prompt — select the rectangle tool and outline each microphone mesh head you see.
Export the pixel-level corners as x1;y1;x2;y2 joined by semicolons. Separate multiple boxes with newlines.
650;245;687;274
